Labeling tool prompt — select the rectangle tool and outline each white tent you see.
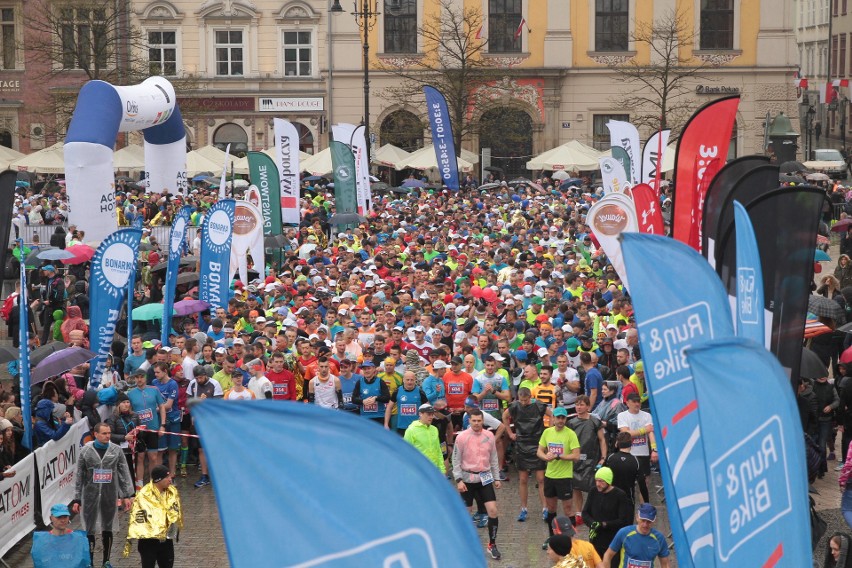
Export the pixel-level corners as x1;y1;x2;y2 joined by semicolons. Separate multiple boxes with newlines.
185;150;223;176
113;144;145;171
526;140;604;171
372;144;411;169
233;147;311;174
301;147;333;176
661;142;678;173
13;142;66;174
403;145;474;172
0;145;23;170
193;144;249;175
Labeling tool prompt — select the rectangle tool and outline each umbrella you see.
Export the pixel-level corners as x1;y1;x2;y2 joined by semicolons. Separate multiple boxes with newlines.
132;303;170;321
64;244;96;265
817;235;831;245
32;346;98;384
232;179;249;188
264;234;288;248
801;348;829;379
151;256;198;272
0;345;20;364
780;161;809;174
302;175;326;182
508;177;534;186
808;294;846;322
173;299;211;316
29;343;63;366
371;182;390;191
329;213;368;225
560;179;584;189
780;173;806;184
807;172;831;181
390;186;412;194
484;166;504;176
551;170;571;180
832;219;852;233
25;247;70;265
192;173;214;182
815;248;831;261
477;182;501;191
176;272;200;285
401;178;426;188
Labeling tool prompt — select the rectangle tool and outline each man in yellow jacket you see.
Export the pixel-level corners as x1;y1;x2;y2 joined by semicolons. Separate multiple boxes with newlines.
404;404;445;473
124;465;183;566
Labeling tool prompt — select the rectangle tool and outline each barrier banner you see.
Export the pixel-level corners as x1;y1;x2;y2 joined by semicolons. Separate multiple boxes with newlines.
35;419;89;524
247;151;282;235
687;338;811;567
607;119;641;184
700;156;771;267
423;85;460;191
632;183;664;235
622;233;736;568
733;201;766;346
199;199;235;309
162;206;193;346
272;119;301;225
642;129;670;187
0;453;35;557
191;400;486;567
588;193;639;288
88;228;142;387
672;96;740;251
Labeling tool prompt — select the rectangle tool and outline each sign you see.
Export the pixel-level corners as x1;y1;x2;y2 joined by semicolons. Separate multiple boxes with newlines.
0;80;20;92
562;122;571;128
177;97;255;112
0;453;35;557
34;420;89;524
258;97;324;112
696;85;741;95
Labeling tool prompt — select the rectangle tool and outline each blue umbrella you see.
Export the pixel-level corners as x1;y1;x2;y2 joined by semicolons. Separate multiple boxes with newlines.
192;172;214;182
302;175;326;181
815;248;831;262
38;248;75;261
401;178;426;188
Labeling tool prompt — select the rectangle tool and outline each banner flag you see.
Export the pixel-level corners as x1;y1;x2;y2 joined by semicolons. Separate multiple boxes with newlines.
88;228;142;388
273;119;301;225
632;183;664;235
0;171;17;293
717;187;826;379
17;240;32;449
700;156;771;266
0;453;35;557
672;96;740;251
423;86;460;191
247;151;282;235
332;124;372;215
218;143;231;199
642;129;671;187
229;200;265;287
607;120;641;184
162;205;193;345
733;201;766;346
621;233;736;568
191;400;486;567
687;338;811;567
610;147;632;186
330;141;359;218
599;156;631;194
34;419;88;524
588;194;639;288
199;198;235;310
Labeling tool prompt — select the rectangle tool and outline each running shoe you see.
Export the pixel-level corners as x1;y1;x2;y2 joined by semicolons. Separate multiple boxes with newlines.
180;465;187;478
487;543;501;560
517;508;528;522
476;515;488;529
575;513;584;527
542;508;548;521
829;452;837;461
135;480;143;492
836;462;846;471
103;562;113;568
194;474;211;488
472;512;483;523
542;538;550;550
498;471;508;482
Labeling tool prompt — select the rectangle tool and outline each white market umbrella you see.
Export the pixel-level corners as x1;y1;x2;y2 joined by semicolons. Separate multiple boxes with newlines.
113;144;145;171
526;140;603;171
0;145;23;170
301;147;333;176
234;147;311;175
372;143;411;170
185;150;223;176
14;142;66;174
403;145;474;172
193;144;249;175
660;142;678;173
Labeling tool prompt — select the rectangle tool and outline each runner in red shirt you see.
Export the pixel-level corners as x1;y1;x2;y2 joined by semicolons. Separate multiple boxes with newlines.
267;352;297;401
443;356;474;431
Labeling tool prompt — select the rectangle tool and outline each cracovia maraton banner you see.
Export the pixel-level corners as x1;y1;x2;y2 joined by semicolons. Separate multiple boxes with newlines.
273;118;300;225
162;205;193;346
89;228;142;387
672;96;740;251
622;232;736;568
247;151;282;235
423;85;460;191
199;199;235;310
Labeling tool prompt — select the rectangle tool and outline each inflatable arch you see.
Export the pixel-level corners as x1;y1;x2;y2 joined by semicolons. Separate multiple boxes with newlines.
64;77;186;242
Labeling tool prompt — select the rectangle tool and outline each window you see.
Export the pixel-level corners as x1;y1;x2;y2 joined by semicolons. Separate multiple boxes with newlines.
592;114;628;150
700;0;734;50
595;0;628;52
60;8;108;70
488;0;522;54
841;34;847;78
0;9;13;70
213;123;248;156
380;110;423;152
148;31;176;76
283;31;311;77
384;0;417;54
215;30;243;76
833;35;839;77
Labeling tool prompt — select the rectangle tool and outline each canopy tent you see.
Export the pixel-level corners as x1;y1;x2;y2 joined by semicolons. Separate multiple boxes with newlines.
234;147;312;174
526;140;604;171
402;146;475;172
661;141;678;173
0;145;24;170
301;147;333;176
372;144;411;169
193;144;249;175
13;142;66;174
185;150;224;177
113;144;145;171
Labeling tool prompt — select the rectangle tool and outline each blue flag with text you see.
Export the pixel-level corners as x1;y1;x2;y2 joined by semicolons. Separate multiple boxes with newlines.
191;400;486;568
622;232;735;568
18;240;32;448
162;206;193;345
199;199;234;310
686;337;811;567
733;201;765;347
423;86;460;191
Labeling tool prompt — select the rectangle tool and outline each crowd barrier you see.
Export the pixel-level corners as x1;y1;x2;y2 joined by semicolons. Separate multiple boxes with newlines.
14;224;174;249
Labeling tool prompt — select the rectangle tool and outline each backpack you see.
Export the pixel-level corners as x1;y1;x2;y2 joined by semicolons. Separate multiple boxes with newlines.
1;293;17;323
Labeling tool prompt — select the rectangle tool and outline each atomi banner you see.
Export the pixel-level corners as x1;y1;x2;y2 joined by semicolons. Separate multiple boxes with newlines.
622;233;736;568
423;85;460;191
199;199;235;310
162;205;193;346
191;400;486;567
88;228;142;388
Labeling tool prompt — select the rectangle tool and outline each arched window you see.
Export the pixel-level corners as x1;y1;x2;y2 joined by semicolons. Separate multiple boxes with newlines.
479;107;533;177
0;130;12;149
291;121;314;154
380;110;423;152
212;123;248;156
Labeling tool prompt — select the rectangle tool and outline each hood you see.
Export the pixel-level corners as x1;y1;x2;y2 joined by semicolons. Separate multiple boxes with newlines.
826;532;852;567
35;398;55;421
67;305;82;319
80;390;99;409
74;281;86;293
52;309;65;322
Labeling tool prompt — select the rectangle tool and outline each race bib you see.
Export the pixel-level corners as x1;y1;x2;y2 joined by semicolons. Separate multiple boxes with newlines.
482;399;499;412
440;441;447;454
548;442;564;456
137;408;154;423
273;383;288;397
448;383;463;395
343;393;352;404
93;469;113;484
479;470;494;486
626;559;652;568
363;402;378;413
400;404;417;416
579;454;587;461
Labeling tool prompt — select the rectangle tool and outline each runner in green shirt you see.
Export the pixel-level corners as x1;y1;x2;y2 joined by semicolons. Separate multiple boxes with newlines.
537;407;581;550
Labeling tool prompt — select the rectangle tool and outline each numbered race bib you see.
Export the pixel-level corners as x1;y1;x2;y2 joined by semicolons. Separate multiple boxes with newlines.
343;393;352;404
137;408;154;423
448;383;463;395
548;442;564;456
400;404;417;416
479;470;494;486
363;402;378;413
482;399;499;412
440;441;447;454
93;469;113;484
579;454;587;461
626;559;652;568
273;383;288;397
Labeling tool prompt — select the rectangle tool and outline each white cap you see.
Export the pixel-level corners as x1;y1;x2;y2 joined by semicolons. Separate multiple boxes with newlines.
523;285;533;297
537;347;549;357
490;353;506;362
454;331;467;344
433;360;448;369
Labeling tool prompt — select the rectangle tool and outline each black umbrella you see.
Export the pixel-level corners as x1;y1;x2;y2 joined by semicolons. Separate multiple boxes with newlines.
264;234;288;248
390;187;411;194
800;348;829;380
29;343;64;366
780;173;806;184
477;182;501;191
780;161;810;174
484;166;504;177
0;346;19;364
151;256;198;272
176;272;200;285
371;182;390;191
808;295;846;323
329;213;368;225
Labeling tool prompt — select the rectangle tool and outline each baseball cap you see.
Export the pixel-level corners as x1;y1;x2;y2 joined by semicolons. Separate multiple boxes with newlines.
151;465;170;483
566;338;581;353
595;466;614;485
464;396;479;408
50;504;71;517
552;407;568;417
42;264;56;272
433;360;448;369
634;360;644;372
233;338;245;346
513;349;528;361
214;347;227;354
638;503;657;522
451;356;464;365
551;515;577;537
194;366;210;376
129;369;146;378
360;360;376;367
548;533;573;555
418;403;435;413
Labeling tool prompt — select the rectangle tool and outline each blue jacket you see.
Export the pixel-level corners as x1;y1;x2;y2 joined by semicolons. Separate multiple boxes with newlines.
34;398;70;446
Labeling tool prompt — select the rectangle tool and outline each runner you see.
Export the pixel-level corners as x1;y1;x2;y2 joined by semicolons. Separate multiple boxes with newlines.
596;504;670;568
125;369;166;490
503;386;551;523
617;392;656;504
125;465;183;568
568;395;607;526
538;406;581;550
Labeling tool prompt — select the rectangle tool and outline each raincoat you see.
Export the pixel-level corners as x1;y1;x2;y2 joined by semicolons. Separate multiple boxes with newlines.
73;441;135;533
124;482;183;557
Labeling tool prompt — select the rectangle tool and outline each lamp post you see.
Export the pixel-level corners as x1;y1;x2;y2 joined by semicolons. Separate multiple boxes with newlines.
841;96;848;152
808;105;816;160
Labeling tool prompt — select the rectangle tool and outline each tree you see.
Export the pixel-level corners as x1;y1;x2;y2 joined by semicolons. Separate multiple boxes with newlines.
378;0;519;155
608;7;710;135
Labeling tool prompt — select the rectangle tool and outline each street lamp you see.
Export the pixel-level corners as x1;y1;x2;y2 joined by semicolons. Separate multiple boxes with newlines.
808;105;816;160
841;96;849;152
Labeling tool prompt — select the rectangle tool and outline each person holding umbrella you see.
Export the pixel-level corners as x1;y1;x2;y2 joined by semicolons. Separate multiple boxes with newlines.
31;264;65;346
